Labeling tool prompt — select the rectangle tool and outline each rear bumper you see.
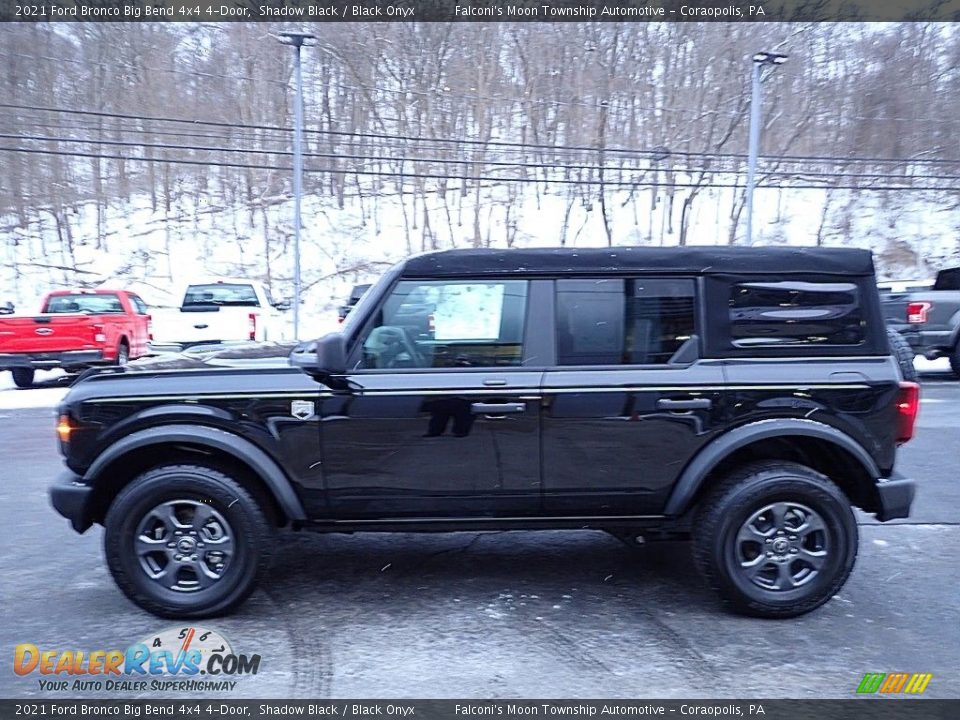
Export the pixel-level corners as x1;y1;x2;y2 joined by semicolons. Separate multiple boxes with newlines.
887;325;953;358
0;350;103;370
49;470;94;533
874;474;916;522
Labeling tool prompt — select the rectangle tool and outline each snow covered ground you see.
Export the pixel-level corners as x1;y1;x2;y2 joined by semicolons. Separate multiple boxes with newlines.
2;184;957;339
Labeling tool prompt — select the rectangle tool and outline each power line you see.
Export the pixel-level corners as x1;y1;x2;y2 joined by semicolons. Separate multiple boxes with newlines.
2;145;957;192
4;103;958;167
5;133;959;184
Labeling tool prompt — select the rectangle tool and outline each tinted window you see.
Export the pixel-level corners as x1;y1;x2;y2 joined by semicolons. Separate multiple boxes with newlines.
358;280;528;369
729;281;864;347
44;293;124;314
556;278;696;365
182;283;260;308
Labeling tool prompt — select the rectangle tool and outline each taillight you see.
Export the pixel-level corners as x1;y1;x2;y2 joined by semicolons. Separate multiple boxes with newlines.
146;314;153;342
248;313;257;341
92;323;106;343
906;301;931;324
895;381;920;444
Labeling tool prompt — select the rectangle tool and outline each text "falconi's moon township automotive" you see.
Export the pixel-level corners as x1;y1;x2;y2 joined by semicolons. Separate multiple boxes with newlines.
453;5;766;18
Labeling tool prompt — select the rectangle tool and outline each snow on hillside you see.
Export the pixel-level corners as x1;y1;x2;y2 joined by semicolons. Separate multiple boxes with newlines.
2;183;957;340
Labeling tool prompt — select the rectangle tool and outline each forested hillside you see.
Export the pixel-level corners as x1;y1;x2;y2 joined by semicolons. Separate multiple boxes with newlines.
1;23;958;325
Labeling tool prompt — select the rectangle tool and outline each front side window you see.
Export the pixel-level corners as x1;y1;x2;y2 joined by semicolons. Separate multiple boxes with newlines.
729;281;863;347
556;278;696;366
357;279;528;369
44;293;124;314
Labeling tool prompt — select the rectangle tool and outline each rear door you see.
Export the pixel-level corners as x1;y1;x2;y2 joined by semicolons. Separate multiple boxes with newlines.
319;277;547;519
541;276;724;516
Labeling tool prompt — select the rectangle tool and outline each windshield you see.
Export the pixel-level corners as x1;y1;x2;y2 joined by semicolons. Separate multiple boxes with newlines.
339;264;402;340
182;283;260;308
44;293;124;314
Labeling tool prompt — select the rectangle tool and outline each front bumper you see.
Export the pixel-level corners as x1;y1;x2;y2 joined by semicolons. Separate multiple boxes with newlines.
0;350;103;370
49;470;94;533
874;473;916;522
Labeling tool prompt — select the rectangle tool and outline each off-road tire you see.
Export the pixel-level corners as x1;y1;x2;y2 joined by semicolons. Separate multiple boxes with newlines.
886;327;917;382
104;464;274;618
11;368;35;388
115;341;130;366
693;461;858;619
950;343;960;380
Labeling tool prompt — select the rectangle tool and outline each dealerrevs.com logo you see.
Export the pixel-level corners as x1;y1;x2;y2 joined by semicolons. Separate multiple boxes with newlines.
14;626;260;693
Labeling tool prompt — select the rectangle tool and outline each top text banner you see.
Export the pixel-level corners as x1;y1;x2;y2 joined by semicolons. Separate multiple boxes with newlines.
1;0;959;22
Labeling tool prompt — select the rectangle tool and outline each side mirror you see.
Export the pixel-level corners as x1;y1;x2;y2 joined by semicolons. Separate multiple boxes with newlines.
272;300;292;312
0;301;13;315
289;332;346;386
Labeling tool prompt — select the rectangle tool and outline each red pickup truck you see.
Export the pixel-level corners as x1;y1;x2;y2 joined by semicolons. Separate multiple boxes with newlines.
0;289;151;388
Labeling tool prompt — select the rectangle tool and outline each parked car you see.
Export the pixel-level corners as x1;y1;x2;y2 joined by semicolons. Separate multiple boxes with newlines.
877;278;935;294
0;288;151;388
337;284;371;323
882;267;960;377
149;279;288;348
50;247;917;619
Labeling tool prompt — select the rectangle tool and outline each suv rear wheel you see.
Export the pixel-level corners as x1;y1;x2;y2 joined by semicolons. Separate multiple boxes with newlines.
104;464;274;618
11;368;35;388
693;461;858;618
950;342;960;379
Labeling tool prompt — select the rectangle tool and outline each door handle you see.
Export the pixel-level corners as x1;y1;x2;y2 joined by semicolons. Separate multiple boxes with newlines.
656;398;712;411
470;402;526;415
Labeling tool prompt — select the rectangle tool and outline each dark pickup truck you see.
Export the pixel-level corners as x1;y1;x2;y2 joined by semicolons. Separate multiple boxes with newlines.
49;246;917;620
882;267;960;377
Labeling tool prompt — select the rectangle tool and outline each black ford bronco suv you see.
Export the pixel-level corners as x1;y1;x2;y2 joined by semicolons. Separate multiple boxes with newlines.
50;247;918;619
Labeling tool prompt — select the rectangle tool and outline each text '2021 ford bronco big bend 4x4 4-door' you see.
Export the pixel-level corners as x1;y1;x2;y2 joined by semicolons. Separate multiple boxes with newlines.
49;247;918;619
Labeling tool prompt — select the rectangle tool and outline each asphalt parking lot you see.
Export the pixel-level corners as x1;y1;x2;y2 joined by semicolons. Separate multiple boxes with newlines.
1;366;957;700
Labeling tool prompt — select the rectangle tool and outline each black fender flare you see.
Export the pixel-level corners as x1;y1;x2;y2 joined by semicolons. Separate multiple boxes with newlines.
85;424;307;522
663;418;881;516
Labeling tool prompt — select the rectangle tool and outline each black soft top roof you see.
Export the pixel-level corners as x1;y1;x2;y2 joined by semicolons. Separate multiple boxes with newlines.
401;246;875;278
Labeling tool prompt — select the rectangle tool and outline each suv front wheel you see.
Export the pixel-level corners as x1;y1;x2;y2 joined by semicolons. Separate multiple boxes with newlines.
104;464;274;618
693;461;858;618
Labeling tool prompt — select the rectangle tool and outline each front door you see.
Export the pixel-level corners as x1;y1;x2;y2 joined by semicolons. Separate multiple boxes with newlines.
320;278;542;519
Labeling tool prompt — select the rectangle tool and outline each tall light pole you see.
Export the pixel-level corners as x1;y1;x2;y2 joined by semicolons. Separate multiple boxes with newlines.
745;51;787;245
278;31;315;340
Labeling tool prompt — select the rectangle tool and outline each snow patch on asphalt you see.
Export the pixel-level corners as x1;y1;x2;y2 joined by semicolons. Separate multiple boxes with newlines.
0;370;68;410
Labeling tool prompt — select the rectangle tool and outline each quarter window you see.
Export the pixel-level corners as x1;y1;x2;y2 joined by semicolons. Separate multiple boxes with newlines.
729;281;864;347
555;278;696;366
358;280;528;369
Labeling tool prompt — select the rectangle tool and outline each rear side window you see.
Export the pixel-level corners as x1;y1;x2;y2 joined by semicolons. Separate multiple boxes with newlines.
555;278;696;366
130;295;149;315
182;284;260;308
729;281;864;347
44;294;124;314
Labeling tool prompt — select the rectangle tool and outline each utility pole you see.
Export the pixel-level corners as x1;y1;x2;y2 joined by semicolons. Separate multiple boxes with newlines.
745;51;787;245
277;31;315;340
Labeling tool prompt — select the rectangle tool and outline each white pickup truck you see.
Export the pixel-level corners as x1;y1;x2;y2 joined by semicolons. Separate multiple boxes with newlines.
150;279;289;348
